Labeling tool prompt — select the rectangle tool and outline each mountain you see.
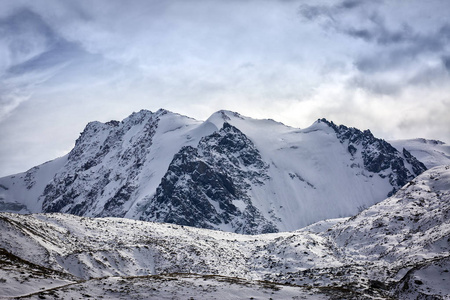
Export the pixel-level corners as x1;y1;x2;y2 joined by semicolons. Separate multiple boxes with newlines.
1;165;448;299
0;109;427;233
390;138;450;169
328;164;450;299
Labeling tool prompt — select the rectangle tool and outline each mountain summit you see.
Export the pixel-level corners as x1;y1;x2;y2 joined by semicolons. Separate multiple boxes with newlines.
0;109;427;233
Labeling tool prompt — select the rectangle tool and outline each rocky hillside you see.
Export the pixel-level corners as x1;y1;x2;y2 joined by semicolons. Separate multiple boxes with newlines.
0;109;427;233
1;165;448;299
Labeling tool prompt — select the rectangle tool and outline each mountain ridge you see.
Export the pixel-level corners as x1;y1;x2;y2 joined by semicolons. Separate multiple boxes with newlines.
0;109;431;233
390;137;450;169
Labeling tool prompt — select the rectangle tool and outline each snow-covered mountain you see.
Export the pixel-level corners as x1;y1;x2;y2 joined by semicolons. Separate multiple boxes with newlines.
1;165;449;299
390;138;450;169
0;109;428;234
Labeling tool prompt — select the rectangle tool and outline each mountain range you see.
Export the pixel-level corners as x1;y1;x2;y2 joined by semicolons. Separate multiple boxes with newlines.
1;165;449;299
1;109;450;299
1;109;443;234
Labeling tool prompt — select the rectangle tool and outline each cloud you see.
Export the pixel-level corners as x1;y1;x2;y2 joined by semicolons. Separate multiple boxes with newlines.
442;55;450;72
0;9;55;72
0;0;450;176
298;0;367;21
352;19;450;73
299;1;448;55
0;8;79;120
299;0;450;97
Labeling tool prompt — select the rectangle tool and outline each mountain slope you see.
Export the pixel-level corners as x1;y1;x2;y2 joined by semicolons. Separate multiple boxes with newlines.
21;274;336;300
0;109;427;233
0;165;448;299
138;123;277;234
328;164;450;298
331;165;450;264
0;248;79;297
390;138;450;169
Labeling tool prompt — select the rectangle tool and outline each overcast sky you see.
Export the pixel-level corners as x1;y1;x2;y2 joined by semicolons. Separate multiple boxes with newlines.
1;0;449;177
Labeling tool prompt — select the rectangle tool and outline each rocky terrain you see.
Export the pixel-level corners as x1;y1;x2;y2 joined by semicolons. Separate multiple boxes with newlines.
1;165;449;299
0;109;430;234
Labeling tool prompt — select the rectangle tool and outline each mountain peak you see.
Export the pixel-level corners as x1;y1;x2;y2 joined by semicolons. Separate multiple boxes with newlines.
412;138;446;145
121;108;175;125
204;110;243;130
0;108;440;233
208;110;243;121
316;117;332;124
216;110;243;118
123;109;154;124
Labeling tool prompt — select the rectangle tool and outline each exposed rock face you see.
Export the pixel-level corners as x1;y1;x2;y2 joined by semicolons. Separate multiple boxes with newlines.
139;123;276;234
319;118;427;195
41;110;161;217
0;110;432;234
390;138;450;169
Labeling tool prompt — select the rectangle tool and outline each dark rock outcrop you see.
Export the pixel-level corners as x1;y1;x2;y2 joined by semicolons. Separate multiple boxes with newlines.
319;118;427;195
139;123;276;234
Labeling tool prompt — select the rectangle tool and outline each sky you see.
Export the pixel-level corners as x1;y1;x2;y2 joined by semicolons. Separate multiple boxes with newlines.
1;0;449;177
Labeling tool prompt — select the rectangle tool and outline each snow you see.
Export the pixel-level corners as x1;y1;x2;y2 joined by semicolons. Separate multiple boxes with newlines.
204;111;398;229
0;166;449;298
0;109;435;233
15;273;332;300
390;138;450;168
298;217;348;234
0;108;448;298
0;155;68;213
125;112;211;217
405;259;450;297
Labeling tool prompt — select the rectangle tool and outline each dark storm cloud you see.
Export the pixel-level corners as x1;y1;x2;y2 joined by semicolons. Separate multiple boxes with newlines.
344;16;415;46
0;9;56;56
299;1;448;53
299;0;450;96
298;0;366;21
443;56;450;72
3;9;84;76
0;6;92;120
0;10;50;81
350;20;450;77
349;15;450;74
